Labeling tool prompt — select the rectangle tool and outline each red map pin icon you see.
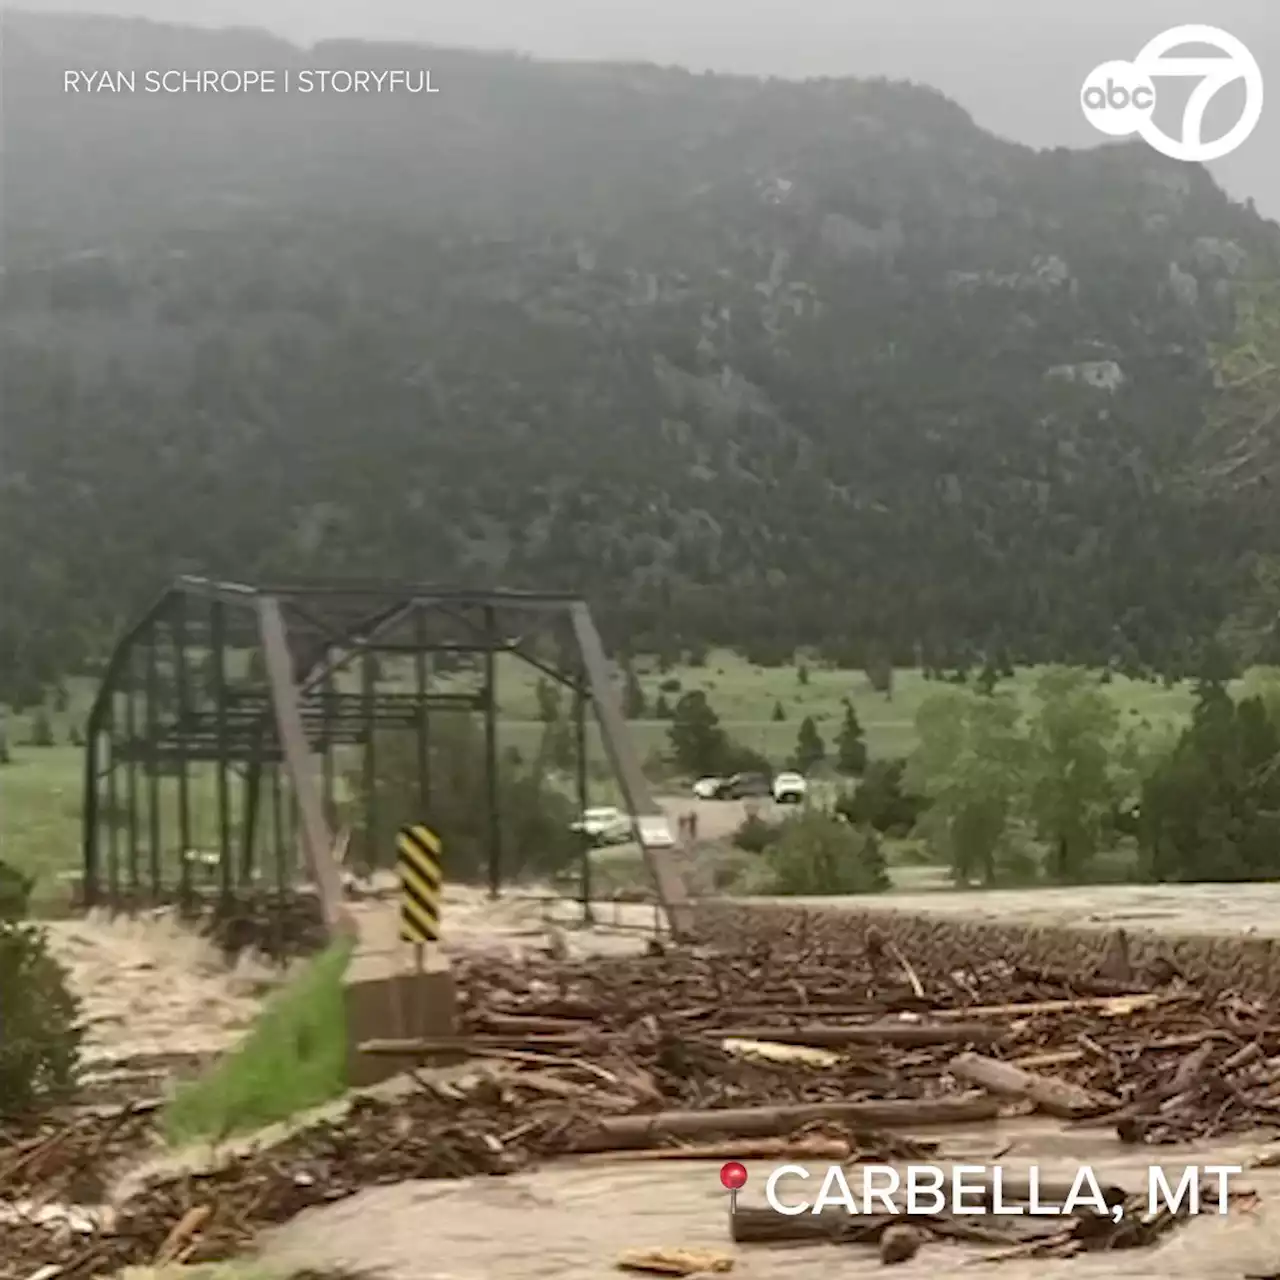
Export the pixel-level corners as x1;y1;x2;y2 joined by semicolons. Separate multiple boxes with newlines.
720;1161;747;1214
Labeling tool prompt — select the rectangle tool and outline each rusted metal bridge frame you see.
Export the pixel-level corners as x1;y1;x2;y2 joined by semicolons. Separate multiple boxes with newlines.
81;576;693;938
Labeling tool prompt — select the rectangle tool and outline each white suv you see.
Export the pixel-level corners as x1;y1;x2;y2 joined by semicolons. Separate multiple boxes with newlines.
772;772;807;804
570;806;633;845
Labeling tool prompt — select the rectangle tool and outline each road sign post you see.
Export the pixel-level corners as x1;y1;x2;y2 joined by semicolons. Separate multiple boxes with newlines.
393;822;443;1037
397;822;442;949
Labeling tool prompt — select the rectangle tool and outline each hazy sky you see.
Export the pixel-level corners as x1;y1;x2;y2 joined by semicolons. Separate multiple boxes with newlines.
13;0;1280;215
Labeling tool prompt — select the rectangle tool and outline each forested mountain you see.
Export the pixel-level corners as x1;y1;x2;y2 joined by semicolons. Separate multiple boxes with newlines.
3;10;1280;699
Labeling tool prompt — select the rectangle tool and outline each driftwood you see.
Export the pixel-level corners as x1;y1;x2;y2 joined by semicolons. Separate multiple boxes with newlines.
975;1173;1128;1211
615;1246;734;1275
1012;967;1141;997
949;1052;1116;1119
935;993;1165;1020
730;1173;1143;1255
577;1136;852;1164
479;1012;595;1035
359;1033;591;1055
729;1206;1065;1247
567;1095;1001;1152
880;1224;926;1263
707;1022;1002;1048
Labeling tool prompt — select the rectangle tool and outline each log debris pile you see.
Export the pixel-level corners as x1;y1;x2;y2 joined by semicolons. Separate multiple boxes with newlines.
451;937;1280;1145
2;927;1276;1277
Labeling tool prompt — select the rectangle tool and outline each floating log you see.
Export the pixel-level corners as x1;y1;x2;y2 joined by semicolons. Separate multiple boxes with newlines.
577;1135;852;1164
728;1206;1065;1247
616;1246;734;1275
359;1033;589;1055
720;1038;844;1068
935;994;1165;1020
949;1052;1116;1119
1011;968;1140;997
479;1012;596;1035
731;1208;886;1245
975;1173;1128;1211
567;1095;1001;1153
707;1022;1003;1048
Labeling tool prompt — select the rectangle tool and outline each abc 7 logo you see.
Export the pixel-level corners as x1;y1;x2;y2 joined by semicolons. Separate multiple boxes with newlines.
1080;24;1264;162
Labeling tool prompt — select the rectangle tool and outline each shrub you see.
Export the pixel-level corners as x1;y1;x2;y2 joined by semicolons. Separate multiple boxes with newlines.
764;812;889;896
0;861;35;920
836;758;928;835
26;710;55;747
1139;687;1280;882
0;922;82;1117
732;812;783;854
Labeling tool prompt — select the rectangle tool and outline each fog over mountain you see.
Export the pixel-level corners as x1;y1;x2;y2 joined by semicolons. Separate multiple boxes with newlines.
10;0;1280;215
3;0;1280;696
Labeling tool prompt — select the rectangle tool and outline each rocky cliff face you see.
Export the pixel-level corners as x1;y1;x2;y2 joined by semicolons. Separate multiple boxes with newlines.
2;10;1278;694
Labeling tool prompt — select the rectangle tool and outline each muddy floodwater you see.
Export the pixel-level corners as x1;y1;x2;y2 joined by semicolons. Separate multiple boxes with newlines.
258;1119;1280;1280
39;875;1280;1279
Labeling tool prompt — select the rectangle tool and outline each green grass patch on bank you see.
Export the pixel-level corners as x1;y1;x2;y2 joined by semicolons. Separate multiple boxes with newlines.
162;937;354;1145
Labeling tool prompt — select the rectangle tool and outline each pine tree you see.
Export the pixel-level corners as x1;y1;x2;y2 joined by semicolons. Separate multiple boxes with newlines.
539;716;574;770
27;710;55;748
797;663;810;686
653;693;672;719
834;700;867;775
771;700;786;722
668;691;726;775
622;667;647;718
792;715;825;774
535;676;561;723
865;651;894;697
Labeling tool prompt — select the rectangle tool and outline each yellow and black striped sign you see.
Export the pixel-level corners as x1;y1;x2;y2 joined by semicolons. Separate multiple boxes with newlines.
397;823;442;943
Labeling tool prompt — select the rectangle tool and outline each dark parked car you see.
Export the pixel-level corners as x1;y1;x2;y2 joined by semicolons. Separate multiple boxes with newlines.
713;772;773;799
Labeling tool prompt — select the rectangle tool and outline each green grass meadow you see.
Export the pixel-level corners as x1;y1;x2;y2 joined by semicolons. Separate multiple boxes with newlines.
0;653;1201;895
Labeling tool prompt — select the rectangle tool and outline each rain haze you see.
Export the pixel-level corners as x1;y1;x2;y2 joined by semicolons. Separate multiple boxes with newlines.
11;0;1280;213
8;3;1280;1277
